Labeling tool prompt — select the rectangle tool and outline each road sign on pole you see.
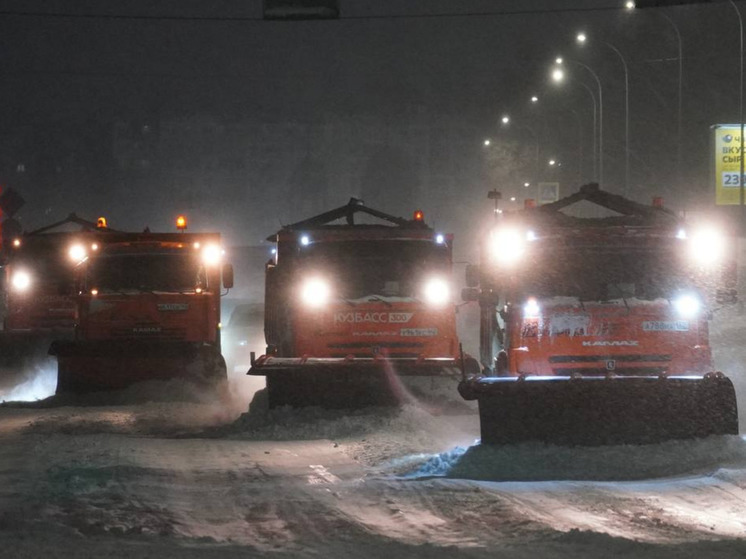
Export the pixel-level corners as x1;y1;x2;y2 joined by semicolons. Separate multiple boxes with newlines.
538;182;560;205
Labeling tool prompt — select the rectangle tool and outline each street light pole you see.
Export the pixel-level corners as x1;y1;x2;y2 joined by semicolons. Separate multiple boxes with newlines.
577;32;628;194
602;42;630;196
565;59;604;186
628;4;683;197
579;83;599;182
659;12;684;193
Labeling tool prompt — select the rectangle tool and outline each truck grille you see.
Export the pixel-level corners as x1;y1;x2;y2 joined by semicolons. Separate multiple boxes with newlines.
552;366;668;376
548;354;672;376
549;354;672;363
110;327;187;339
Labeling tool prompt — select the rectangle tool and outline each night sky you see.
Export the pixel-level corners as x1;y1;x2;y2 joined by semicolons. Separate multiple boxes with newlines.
0;0;743;252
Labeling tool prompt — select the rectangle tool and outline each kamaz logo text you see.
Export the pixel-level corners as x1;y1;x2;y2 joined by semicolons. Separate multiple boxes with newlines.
133;327;162;334
334;312;413;324
582;340;639;347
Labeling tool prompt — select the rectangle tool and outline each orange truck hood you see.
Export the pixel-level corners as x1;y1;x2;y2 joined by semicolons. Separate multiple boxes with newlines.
79;292;217;343
293;298;458;359
512;297;711;376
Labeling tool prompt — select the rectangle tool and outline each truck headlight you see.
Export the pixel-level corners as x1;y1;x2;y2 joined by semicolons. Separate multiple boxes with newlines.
202;244;223;266
300;277;331;308
523;297;540;318
673;293;700;318
689;227;725;266
489;227;526;265
423;277;450;307
68;243;87;263
11;270;32;292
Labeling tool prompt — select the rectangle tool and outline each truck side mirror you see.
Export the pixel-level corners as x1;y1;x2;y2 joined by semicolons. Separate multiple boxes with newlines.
465;264;480;288
222;263;234;289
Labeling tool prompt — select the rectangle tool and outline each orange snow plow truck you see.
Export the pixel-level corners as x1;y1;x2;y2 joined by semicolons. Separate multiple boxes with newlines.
49;218;234;393
0;212;114;392
460;184;739;445
248;198;474;408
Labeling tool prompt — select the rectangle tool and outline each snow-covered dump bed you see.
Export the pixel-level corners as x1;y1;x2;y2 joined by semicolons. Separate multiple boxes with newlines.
1;387;746;559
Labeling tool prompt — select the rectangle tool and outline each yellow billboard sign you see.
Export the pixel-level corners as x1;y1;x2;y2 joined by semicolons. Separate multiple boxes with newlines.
713;124;745;205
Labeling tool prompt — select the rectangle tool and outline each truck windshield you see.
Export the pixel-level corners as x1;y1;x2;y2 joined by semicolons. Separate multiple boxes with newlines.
520;248;689;301
297;240;450;299
88;253;203;293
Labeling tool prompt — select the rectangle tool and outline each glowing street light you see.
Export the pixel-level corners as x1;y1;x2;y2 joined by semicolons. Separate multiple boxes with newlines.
501;115;510;125
530;95;539;103
555;57;564;65
551;57;603;185
524;182;530;187
576;30;629;195
625;1;635;9
484;139;491;146
548;159;557;166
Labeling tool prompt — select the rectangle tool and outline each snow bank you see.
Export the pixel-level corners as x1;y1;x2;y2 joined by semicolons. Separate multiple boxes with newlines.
407;435;746;481
1;363;57;402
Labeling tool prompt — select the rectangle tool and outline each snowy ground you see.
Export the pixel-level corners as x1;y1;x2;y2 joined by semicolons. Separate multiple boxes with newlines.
1;383;746;558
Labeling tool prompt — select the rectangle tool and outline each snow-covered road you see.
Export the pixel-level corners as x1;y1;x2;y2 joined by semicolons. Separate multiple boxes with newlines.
1;397;746;558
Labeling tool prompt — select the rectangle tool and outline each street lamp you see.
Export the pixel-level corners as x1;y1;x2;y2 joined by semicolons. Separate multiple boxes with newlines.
626;4;683;194
531;95;539;103
501;114;540;185
551;59;603;185
484;139;491;146
577;31;629;195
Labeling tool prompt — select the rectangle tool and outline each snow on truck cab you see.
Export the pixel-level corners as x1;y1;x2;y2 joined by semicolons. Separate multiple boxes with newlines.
460;183;739;446
49;216;234;393
248;198;476;408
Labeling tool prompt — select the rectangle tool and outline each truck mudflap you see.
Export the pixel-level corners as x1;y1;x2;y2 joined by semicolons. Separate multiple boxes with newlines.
248;354;474;409
459;373;739;446
49;340;227;393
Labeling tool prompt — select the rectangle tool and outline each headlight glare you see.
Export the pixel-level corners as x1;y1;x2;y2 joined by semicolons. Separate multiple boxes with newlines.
202;244;223;266
689;227;725;266
300;277;331;308
423;277;450;307
673;293;700;318
489;227;526;264
523;297;540;318
11;270;31;292
68;244;87;262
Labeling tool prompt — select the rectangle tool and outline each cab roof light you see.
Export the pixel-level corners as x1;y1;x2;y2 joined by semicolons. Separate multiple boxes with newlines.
413;210;424;222
176;215;187;231
96;217;108;229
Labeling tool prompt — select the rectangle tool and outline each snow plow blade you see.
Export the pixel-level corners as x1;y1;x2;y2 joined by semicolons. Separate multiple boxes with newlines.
459;373;738;446
249;355;463;408
49;340;227;393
